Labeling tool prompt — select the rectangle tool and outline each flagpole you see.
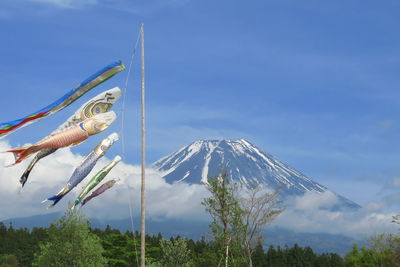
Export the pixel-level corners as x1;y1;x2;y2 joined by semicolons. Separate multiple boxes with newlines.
140;23;146;267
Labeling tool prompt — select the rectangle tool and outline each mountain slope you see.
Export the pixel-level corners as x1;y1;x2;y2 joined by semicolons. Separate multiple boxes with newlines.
153;139;360;210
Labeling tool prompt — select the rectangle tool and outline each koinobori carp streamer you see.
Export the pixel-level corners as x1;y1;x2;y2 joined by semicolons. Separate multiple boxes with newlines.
19;87;122;189
0;61;125;139
43;133;119;208
81;179;119;207
6;111;117;165
72;155;121;209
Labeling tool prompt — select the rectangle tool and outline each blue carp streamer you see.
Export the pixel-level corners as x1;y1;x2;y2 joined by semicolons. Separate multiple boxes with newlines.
0;61;125;139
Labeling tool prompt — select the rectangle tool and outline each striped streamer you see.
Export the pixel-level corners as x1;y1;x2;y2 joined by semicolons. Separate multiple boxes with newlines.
0;61;125;139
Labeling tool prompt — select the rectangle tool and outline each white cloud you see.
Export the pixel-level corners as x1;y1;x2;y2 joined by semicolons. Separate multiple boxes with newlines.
24;0;190;11
273;191;398;239
99;0;190;15
0;139;398;240
81;162;209;221
0;140;81;219
0;140;208;222
28;0;97;8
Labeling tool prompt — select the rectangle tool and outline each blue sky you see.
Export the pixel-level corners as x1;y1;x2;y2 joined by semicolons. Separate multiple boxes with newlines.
0;0;400;210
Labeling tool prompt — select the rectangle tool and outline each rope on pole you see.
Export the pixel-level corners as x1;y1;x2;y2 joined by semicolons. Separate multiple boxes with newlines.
120;24;142;267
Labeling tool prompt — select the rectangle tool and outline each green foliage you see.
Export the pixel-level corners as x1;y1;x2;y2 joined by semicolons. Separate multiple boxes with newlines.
95;230;162;266
262;245;344;267
344;233;400;267
0;254;19;267
344;243;383;267
202;174;246;266
32;209;107;267
251;243;267;266
101;233;131;266
202;173;284;267
0;218;345;266
0;222;47;267
158;237;193;267
369;233;400;266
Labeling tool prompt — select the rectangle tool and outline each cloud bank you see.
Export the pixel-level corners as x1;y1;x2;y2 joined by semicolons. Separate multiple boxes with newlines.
273;191;398;239
0;139;397;240
0;140;208;222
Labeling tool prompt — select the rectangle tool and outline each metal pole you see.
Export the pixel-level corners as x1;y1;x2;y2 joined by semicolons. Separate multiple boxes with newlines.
140;23;146;267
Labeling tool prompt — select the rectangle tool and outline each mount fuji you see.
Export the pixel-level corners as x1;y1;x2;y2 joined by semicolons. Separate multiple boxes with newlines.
153;139;360;210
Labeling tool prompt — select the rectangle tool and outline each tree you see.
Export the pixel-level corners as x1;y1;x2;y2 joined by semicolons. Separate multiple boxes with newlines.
344;243;383;267
368;233;400;266
344;234;400;267
158;237;193;267
251;243;267;266
101;233;131;266
202;174;246;267
32;208;107;267
0;254;19;267
238;186;284;266
202;174;285;267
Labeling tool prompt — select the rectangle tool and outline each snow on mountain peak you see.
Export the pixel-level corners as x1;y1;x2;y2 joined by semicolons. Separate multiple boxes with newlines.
152;139;360;210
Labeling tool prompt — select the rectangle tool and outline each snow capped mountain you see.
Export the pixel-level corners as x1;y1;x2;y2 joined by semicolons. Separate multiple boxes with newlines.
153;139;360;210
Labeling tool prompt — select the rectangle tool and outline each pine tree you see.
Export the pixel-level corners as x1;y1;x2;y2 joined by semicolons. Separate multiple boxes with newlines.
158;237;193;267
251;243;266;266
0;254;19;267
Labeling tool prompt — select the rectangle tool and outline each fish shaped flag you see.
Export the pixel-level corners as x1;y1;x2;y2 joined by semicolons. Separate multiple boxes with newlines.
19;87;122;189
81;179;119;207
43;133;119;208
6;111;116;165
0;61;125;139
54;87;122;132
72;155;121;209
